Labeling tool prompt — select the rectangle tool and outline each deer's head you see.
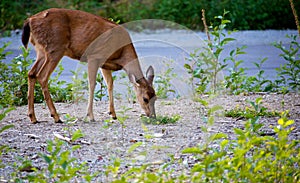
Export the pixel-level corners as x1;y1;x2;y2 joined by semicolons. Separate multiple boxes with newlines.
132;66;156;118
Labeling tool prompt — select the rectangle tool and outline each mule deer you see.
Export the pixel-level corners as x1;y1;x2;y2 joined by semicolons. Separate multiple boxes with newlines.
21;8;156;123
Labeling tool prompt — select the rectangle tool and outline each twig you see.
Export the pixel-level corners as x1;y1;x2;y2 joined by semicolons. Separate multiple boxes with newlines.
53;133;71;143
202;9;212;46
24;134;39;139
289;0;300;35
202;9;218;93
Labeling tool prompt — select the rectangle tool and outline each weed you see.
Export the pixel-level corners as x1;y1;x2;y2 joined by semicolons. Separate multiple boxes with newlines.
48;62;71;103
273;34;300;92
223;45;248;94
118;72;136;103
66;64;89;103
225;97;281;119
0;45;39;106
246;57;273;92
154;59;178;99
141;114;181;125
182;109;299;182
185;10;235;94
24;130;92;182
0;105;15;180
94;72;108;101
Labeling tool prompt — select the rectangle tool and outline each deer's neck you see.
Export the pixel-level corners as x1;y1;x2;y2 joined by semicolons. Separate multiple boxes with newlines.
123;58;145;83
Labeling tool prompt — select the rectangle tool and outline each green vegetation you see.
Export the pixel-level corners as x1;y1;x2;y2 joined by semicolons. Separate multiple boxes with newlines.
185;10;299;95
273;34;300;91
0;3;299;182
141;114;181;125
1;0;300;35
225;97;281;119
181;113;299;183
0;44;107;107
154;60;178;99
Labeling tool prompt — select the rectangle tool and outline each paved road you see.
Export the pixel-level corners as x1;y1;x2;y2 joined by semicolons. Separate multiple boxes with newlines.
0;29;298;97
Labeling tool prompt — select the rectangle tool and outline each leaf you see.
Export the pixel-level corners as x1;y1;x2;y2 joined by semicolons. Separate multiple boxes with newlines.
42;154;52;164
71;130;84;142
128;142;143;153
184;64;192;71
72;145;81;151
255;97;263;105
208;116;215;126
210;133;228;141
215;48;224;57
278;118;284;126
182;147;202;154
220;139;229;149
0;124;14;133
283;120;294;128
220;38;236;46
195;98;208;107
221;19;231;24
234;128;245;137
0;107;15;121
208;105;223;116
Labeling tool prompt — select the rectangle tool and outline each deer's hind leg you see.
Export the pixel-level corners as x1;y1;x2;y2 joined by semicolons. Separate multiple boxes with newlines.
28;48;45;123
29;46;64;123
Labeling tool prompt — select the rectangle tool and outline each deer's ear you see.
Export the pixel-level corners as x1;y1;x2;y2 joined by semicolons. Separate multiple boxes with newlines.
146;66;154;85
131;74;140;87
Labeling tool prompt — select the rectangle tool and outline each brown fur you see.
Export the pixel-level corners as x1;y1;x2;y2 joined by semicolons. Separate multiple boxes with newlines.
22;8;156;123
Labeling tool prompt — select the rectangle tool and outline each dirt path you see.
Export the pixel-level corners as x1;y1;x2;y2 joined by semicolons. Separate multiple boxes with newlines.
0;93;299;180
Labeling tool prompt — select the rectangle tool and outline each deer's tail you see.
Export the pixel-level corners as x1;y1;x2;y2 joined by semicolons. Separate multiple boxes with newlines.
22;20;30;49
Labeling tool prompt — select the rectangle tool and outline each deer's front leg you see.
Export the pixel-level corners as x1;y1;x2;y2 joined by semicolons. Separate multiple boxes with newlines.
86;61;99;122
101;69;117;119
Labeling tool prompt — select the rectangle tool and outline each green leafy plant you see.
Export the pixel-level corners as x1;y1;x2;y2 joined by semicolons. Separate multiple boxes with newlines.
48;62;72;103
24;130;93;182
273;34;300;92
0;45;44;106
0;44;70;106
66;65;89;103
185;10;234;94
225;97;281;119
245;57;273;92
223;45;248;94
154;59;178;99
0;105;14;177
182;111;299;183
141;114;181;125
118;72;136;103
94;72;108;101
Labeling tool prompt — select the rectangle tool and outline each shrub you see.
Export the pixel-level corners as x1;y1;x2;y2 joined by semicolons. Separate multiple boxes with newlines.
1;0;300;34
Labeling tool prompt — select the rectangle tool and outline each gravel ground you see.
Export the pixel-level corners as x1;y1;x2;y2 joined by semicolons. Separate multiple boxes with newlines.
0;93;299;181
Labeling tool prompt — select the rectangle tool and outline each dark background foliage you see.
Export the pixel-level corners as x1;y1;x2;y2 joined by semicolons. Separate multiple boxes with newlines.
0;0;299;35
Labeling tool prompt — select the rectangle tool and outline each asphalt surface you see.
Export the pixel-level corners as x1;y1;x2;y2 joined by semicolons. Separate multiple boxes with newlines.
0;29;298;97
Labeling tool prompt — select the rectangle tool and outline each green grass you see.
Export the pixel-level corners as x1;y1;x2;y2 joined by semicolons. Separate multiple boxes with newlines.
225;106;281;119
141;114;181;125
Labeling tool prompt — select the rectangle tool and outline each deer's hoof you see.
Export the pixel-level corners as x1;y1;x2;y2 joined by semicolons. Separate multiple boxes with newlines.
55;119;63;123
108;112;117;120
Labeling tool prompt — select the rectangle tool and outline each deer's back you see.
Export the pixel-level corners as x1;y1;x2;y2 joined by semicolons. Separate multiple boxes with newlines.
28;8;118;60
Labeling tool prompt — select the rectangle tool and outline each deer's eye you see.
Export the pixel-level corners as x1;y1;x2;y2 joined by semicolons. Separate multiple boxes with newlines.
143;98;149;103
